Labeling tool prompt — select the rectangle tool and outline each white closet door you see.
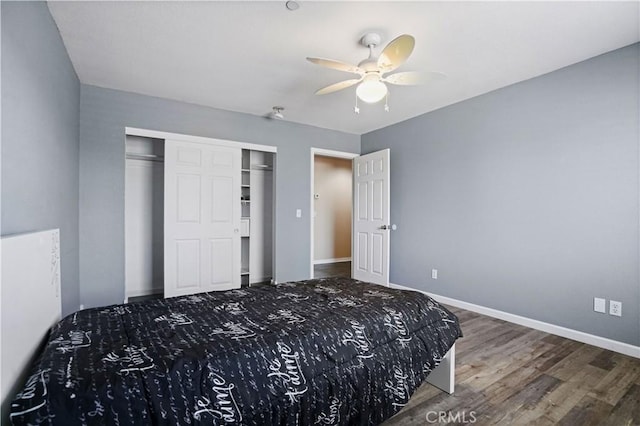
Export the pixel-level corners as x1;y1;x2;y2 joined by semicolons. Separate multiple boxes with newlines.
352;149;390;286
164;140;241;297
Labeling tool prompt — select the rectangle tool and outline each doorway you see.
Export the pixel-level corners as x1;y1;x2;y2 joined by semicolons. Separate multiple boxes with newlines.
310;148;359;279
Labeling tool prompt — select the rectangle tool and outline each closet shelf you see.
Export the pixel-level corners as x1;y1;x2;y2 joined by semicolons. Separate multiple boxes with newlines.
251;164;273;171
125;153;164;162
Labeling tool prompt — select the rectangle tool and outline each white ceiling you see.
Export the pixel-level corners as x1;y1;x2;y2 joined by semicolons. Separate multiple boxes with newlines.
48;1;639;135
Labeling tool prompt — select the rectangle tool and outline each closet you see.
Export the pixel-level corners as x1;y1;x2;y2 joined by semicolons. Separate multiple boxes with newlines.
125;135;275;300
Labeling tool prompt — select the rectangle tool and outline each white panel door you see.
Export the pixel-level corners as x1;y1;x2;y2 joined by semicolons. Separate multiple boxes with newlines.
164;139;241;297
352;149;390;286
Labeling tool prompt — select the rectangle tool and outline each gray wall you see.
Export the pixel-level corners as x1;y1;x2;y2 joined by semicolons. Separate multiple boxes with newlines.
79;85;359;309
1;2;80;316
362;44;640;346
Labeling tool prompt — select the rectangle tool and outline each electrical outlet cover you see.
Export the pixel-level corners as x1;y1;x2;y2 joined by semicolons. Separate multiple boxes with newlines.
609;300;622;317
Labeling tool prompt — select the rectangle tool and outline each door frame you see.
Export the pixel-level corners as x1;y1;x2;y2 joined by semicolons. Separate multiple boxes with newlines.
309;148;359;278
126;127;277;154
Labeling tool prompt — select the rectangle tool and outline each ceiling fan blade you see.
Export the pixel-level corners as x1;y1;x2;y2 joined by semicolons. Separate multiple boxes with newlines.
314;78;362;95
384;71;447;86
307;57;363;75
377;34;415;72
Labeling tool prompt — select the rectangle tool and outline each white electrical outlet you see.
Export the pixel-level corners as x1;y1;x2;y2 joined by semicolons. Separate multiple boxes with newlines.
609;300;622;317
431;269;438;280
594;297;606;314
296;209;302;218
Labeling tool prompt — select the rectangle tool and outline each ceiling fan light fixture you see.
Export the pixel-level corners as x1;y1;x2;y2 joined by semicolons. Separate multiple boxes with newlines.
356;79;388;104
308;33;437;111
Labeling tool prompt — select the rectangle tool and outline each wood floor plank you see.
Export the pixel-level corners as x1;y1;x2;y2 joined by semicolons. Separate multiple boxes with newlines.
532;338;584;373
462;331;552;390
451;310;477;324
589;349;619;371
541;334;567;346
482;374;562;425
382;307;640;426
605;383;640;426
588;357;640;406
455;320;510;351
483;366;543;406
556;395;614;426
546;344;603;381
457;328;531;365
520;366;608;423
386;383;487;425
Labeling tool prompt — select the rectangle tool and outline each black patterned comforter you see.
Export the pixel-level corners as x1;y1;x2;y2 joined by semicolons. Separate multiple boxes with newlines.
10;277;462;425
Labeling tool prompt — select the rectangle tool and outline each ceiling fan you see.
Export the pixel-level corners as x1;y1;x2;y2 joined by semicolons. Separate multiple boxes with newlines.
307;33;445;111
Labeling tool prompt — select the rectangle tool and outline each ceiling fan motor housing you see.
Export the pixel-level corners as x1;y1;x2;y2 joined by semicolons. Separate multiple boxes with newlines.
360;32;382;48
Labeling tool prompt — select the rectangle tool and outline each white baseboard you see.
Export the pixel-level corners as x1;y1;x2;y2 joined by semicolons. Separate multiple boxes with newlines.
313;257;351;265
389;283;640;359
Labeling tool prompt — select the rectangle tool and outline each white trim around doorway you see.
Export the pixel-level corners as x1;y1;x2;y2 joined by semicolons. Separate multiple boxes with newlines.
310;148;359;279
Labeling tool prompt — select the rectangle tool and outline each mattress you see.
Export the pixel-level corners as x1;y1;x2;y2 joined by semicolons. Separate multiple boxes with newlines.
10;277;462;425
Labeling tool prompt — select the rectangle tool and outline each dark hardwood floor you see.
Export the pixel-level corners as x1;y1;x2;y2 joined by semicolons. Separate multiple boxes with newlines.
385;306;640;425
314;261;351;279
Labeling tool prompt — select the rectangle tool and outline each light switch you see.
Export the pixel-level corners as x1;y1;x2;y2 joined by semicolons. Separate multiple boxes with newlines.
296;209;302;218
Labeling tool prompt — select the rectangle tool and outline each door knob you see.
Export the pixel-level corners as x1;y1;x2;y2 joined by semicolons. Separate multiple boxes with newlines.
380;224;397;230
234;228;239;233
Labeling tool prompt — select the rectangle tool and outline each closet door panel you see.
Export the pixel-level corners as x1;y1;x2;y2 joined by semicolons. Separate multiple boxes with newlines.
210;238;233;286
165;140;241;297
176;174;201;223
175;239;200;289
210;176;233;223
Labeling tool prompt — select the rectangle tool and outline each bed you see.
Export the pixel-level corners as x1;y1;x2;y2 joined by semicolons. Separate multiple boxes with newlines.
10;277;461;425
